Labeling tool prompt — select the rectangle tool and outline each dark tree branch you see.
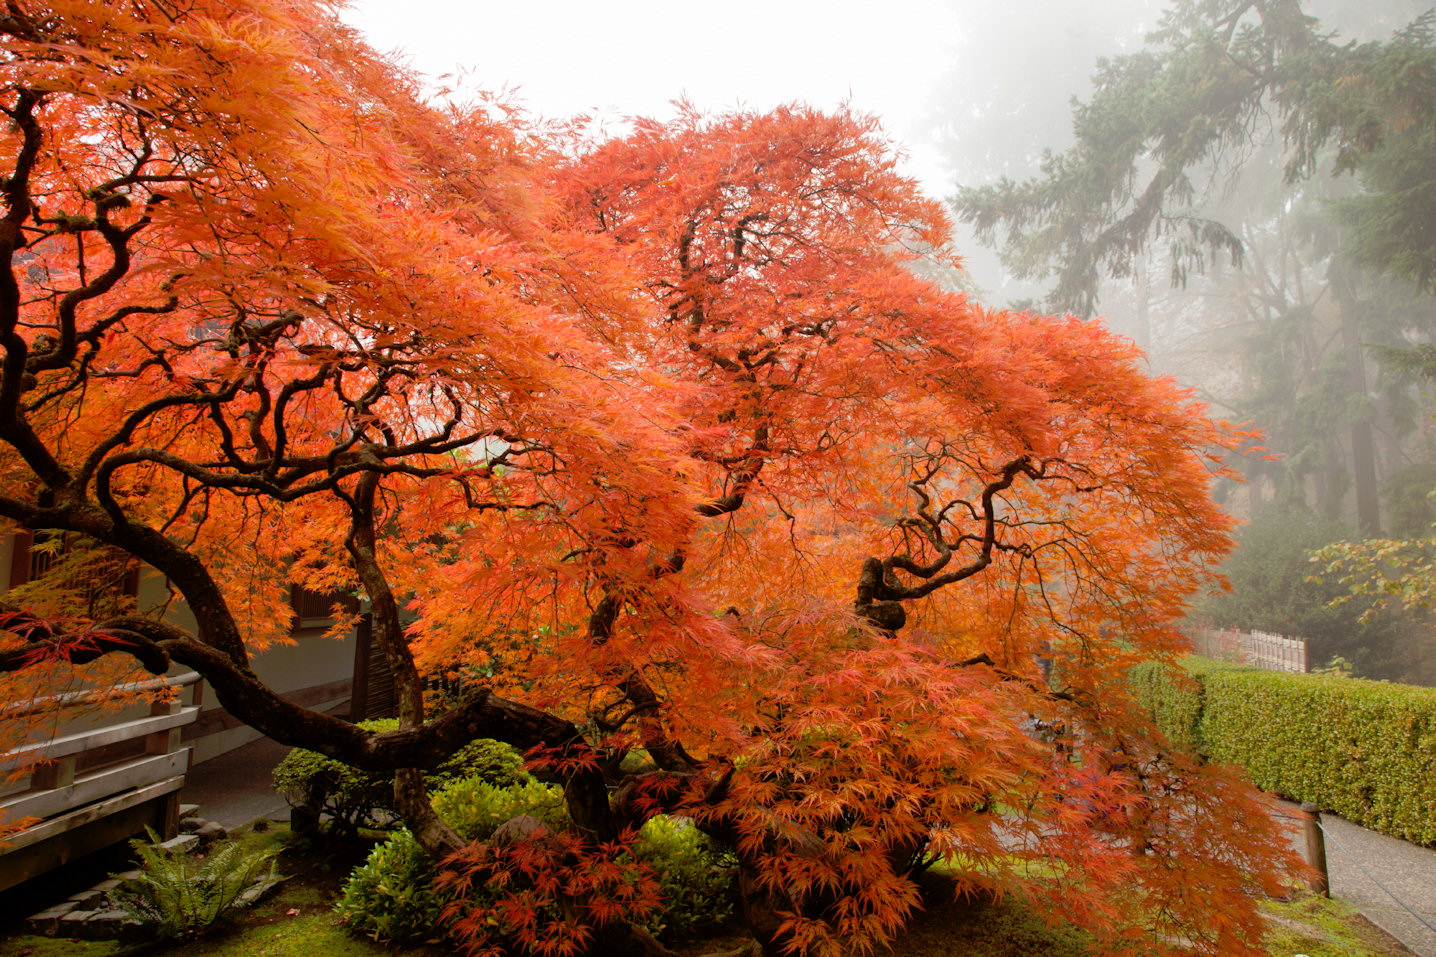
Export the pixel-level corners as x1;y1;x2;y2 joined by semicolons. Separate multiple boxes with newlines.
0;612;614;782
855;456;1044;630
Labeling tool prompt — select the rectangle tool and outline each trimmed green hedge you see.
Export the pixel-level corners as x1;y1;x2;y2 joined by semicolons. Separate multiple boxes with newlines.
1131;660;1436;845
1128;656;1231;751
1203;670;1436;843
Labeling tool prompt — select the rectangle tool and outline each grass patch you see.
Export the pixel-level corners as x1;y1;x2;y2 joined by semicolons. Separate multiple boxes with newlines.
1261;894;1414;957
890;888;1095;956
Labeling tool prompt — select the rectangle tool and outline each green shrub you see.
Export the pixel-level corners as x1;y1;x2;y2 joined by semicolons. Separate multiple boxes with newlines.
336;776;736;947
631;815;736;941
272;719;527;836
1200;669;1436;844
111;827;280;940
432;775;571;841
331;827;444;944
272;744;392;836
334;777;569;944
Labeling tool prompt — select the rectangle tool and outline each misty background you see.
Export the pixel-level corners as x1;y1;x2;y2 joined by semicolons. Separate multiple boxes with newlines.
344;0;1436;684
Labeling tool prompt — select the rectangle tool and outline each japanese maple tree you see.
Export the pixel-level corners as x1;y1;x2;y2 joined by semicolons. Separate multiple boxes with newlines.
0;1;1298;955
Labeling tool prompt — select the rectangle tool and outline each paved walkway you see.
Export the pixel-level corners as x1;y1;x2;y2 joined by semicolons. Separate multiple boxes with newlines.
1278;801;1436;956
179;735;293;831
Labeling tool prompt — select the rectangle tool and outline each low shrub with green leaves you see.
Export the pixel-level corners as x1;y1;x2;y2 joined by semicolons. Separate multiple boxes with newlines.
335;776;736;948
272;719;527;836
631;814;736;941
110;827;280;940
335;777;572;944
1131;658;1436;844
331;826;444;944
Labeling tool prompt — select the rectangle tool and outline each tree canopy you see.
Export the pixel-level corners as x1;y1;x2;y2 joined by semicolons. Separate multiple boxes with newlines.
954;0;1436;545
954;0;1436;318
0;2;1298;955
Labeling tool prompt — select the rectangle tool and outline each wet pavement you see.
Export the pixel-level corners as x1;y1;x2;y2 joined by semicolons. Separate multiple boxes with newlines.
178;734;293;831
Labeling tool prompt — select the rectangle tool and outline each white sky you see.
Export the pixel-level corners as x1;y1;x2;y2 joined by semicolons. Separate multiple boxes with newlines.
341;0;968;197
338;0;1419;301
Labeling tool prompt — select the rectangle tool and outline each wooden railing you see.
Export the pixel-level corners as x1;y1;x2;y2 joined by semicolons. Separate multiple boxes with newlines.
0;671;201;891
1188;627;1308;673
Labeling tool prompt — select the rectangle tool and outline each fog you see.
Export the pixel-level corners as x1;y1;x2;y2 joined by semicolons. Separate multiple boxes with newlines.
343;1;1166;198
342;0;1404;294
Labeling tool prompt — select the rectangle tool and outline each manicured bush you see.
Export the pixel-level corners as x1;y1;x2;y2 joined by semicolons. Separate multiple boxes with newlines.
332;826;450;944
432;775;572;842
272;719;527;836
335;777;572;943
1201;669;1436;844
272;744;392;836
336;775;736;948
1131;658;1436;844
1127;657;1231;751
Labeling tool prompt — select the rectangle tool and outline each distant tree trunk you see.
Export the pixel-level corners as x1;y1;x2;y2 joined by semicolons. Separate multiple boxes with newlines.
1318;439;1342;519
1132;255;1153;348
1331;260;1382;537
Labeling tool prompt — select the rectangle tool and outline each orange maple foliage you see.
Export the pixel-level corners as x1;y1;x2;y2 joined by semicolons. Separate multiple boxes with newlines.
0;1;1298;955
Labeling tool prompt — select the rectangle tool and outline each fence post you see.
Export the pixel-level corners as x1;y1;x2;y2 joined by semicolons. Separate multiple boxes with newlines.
1301;802;1329;896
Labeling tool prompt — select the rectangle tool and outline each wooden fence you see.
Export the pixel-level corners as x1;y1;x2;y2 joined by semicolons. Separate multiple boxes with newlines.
1188;627;1308;673
0;671;201;891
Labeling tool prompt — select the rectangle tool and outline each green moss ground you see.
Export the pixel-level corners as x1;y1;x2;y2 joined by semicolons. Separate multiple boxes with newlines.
1259;894;1414;957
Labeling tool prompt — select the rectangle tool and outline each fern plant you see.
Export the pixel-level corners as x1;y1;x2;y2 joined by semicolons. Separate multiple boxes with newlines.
110;827;281;939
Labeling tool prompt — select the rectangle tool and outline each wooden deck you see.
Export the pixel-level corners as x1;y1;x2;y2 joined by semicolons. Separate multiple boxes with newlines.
0;672;201;891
